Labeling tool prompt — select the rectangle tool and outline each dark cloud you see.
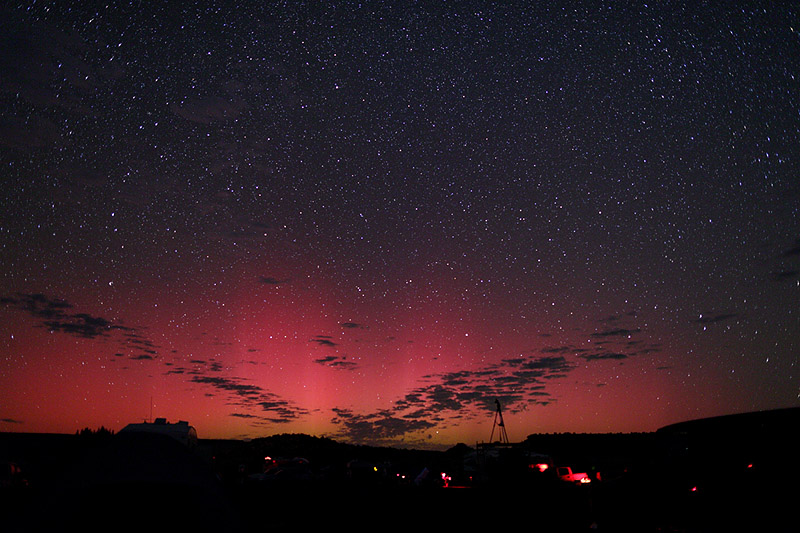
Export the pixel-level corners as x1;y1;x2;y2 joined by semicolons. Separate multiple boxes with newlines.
523;356;573;372
43;313;113;338
2;292;156;359
340;322;363;329
162;357;225;377
255;399;300;423
330;352;578;443
191;375;262;398
590;328;641;338
0;418;24;424
539;345;590;356
566;317;660;361
540;345;573;354
258;276;290;285
782;240;800;257
2;293;72;318
331;407;437;445
630;346;662;356
314;355;357;370
600;311;638;323
771;270;799;281
766;238;800;281
537;321;658;369
579;352;628;361
189;374;307;422
425;384;464;411
198;208;294;247
311;337;338;347
579;328;661;361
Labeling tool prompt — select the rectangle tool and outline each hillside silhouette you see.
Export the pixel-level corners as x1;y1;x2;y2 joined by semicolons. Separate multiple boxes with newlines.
1;407;796;532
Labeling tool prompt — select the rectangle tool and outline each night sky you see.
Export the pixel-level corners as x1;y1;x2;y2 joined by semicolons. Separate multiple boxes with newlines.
1;2;798;449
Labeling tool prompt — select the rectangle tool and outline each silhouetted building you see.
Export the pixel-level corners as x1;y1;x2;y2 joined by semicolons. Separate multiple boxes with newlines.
119;418;197;447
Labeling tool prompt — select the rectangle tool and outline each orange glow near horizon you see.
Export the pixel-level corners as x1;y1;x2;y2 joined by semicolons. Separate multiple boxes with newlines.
0;283;765;448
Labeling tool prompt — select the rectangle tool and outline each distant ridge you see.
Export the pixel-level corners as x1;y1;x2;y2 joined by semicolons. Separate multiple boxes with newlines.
656;406;799;434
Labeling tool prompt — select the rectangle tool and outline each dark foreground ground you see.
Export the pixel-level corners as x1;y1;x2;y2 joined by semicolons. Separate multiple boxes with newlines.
1;409;797;532
1;457;794;533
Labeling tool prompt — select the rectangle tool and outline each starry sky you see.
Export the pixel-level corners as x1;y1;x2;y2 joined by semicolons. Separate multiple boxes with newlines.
1;2;798;449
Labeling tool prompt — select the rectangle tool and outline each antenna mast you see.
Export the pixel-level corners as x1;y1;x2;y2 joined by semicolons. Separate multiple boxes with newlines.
489;399;509;444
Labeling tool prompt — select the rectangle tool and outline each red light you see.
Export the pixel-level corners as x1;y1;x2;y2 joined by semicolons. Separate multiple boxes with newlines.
530;463;549;472
691;486;697;492
747;463;753;469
